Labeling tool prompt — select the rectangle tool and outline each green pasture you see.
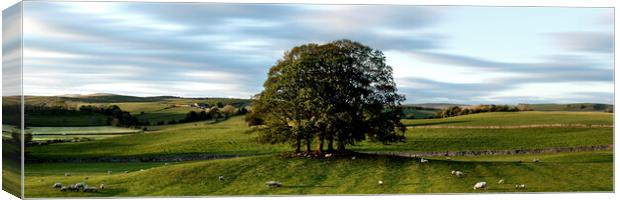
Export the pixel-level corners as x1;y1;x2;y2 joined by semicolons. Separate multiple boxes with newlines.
402;111;612;127
23;151;612;197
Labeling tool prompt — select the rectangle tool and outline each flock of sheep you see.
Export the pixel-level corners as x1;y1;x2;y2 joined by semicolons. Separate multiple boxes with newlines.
422;157;533;191
50;155;536;194
53;182;103;193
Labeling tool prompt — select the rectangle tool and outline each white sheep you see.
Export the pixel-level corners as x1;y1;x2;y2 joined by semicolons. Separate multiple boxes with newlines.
219;176;225;181
324;153;333;158
74;182;87;190
59;186;68;192
533;158;540;163
455;171;464;177
99;184;105;190
451;170;456;175
352;156;356;160
107;170;112;175
64;173;71;177
473;182;487;190
515;184;526;189
83;186;98;192
265;181;283;188
52;182;62;188
420;158;428;163
498;179;505;184
378;180;384;185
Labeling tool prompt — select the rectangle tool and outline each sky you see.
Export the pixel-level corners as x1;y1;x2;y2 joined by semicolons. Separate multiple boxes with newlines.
8;2;614;104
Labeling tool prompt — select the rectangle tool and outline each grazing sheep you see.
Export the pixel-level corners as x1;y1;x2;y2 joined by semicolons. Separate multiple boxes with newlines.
265;181;283;188
219;176;225;181
473;182;487;190
64;173;71;177
124;171;129;174
378;180;384;185
83;187;98;192
420;158;428;163
498;179;505;184
515;184;526;189
140;169;145;172
451;170;456;175
351;156;356;160
60;186;68;192
455;171;464;177
74;182;87;190
68;185;79;192
324;153;333;158
107;170;112;175
52;182;62;188
533;158;540;163
99;184;105;190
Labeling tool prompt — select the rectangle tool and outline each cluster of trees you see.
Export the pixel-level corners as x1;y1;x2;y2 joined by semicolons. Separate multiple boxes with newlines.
79;105;145;127
248;40;406;154
163;105;249;125
436;104;524;118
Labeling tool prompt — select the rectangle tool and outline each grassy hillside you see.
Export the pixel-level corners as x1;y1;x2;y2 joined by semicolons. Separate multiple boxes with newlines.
520;103;613;112
24;151;612;197
402;111;612;127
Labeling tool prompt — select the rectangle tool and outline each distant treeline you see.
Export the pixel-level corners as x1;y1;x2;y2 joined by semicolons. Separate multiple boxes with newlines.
161;105;248;125
24;104;145;128
436;104;530;118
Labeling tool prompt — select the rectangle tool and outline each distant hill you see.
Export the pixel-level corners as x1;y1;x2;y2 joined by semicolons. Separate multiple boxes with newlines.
407;103;468;110
518;103;613;112
22;94;252;107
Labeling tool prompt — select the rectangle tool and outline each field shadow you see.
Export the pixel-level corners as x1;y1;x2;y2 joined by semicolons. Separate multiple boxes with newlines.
407;120;470;127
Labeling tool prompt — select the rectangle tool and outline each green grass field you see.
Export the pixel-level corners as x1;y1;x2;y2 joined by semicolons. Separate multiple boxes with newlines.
24;151;612;197
20;109;614;197
402;111;612;127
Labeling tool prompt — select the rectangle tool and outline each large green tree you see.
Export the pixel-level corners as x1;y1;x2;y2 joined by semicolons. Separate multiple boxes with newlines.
250;39;406;153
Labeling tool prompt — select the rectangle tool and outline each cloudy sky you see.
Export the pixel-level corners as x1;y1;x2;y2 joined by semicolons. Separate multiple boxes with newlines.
13;2;614;104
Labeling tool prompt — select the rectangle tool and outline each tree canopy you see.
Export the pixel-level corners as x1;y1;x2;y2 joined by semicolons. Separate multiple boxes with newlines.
249;39;406;153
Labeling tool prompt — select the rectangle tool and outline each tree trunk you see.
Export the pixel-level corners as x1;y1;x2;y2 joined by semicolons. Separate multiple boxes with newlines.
295;136;301;153
305;138;311;153
337;142;346;153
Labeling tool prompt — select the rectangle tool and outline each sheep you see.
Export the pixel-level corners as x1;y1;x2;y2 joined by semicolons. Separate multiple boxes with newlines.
351;156;356;160
378;180;384;185
83;187;98;192
218;176;225;181
473;182;487;190
324;153;333;158
124;171;129;174
515;184;526;189
74;182;87;190
59;186;68;192
64;173;71;177
533;158;540;163
498;179;505;184
445;157;452;161
140;169;145;172
107;170;112;175
68;185;79;192
52;182;62;188
420;158;428;163
451;170;456;175
99;184;105;190
265;181;283;188
455;171;464;177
